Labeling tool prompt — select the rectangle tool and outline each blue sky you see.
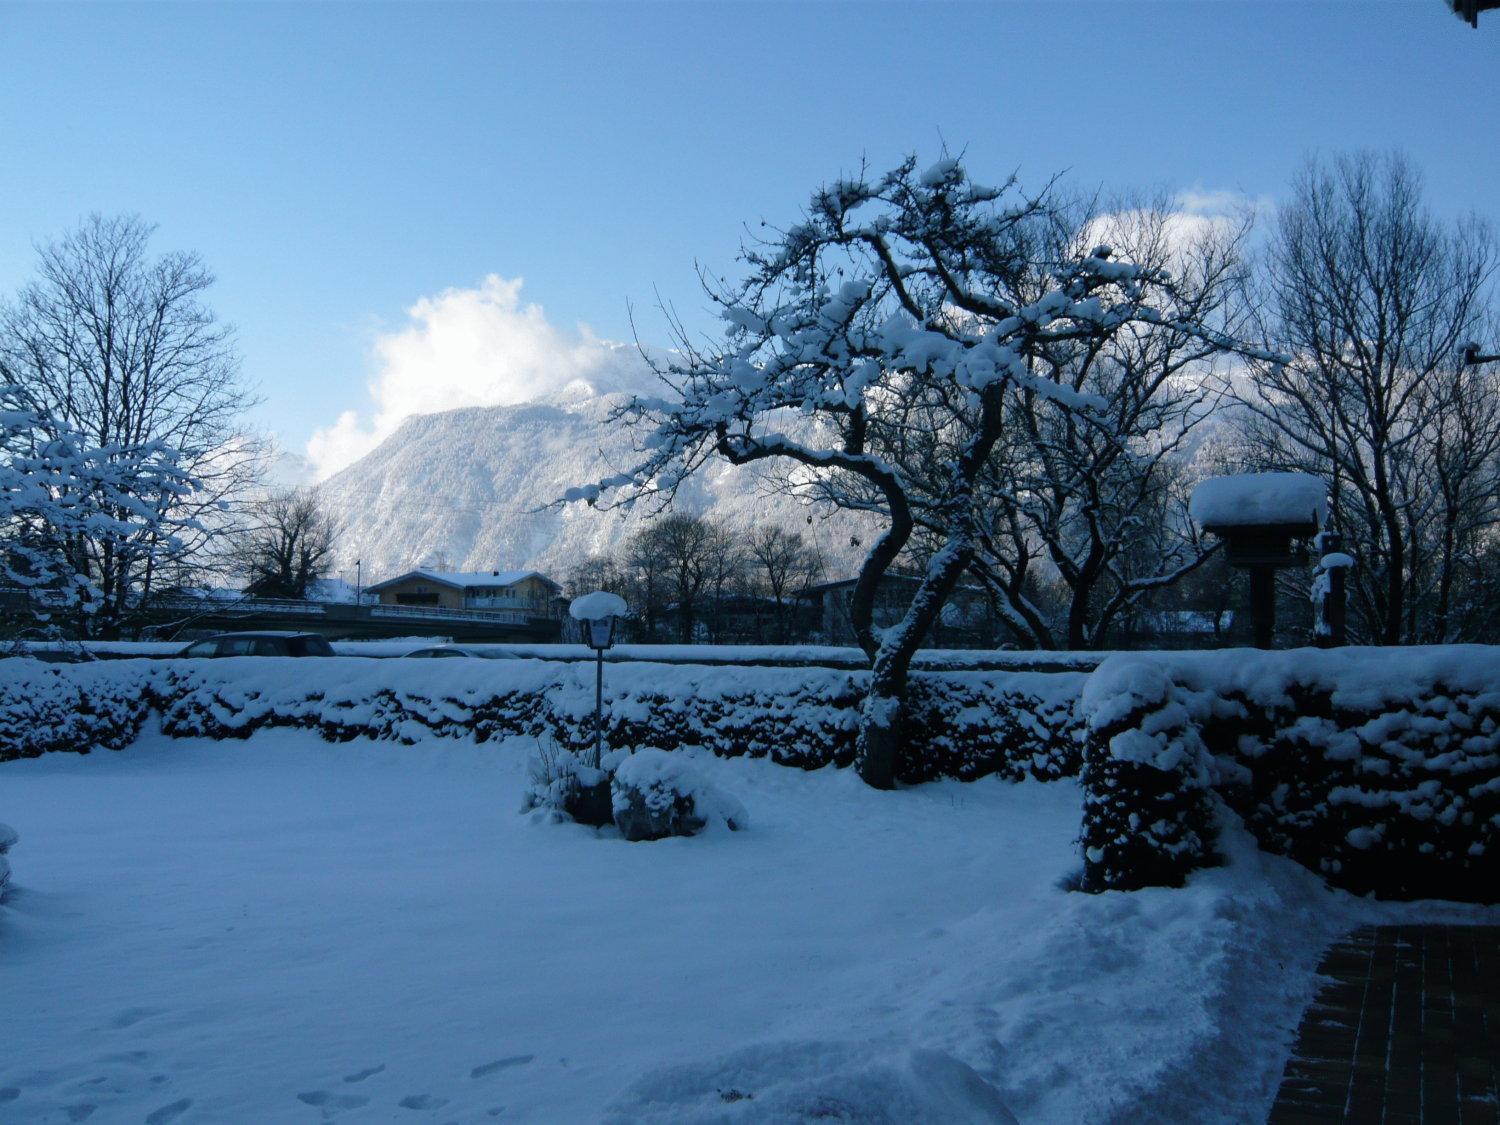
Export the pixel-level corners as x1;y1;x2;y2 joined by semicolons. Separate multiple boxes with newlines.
2;1;1496;476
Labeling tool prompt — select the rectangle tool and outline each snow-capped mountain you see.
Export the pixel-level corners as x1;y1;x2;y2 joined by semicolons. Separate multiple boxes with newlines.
317;383;871;584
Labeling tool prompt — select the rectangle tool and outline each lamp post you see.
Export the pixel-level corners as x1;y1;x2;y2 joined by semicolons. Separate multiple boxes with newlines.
569;592;627;769
355;559;362;605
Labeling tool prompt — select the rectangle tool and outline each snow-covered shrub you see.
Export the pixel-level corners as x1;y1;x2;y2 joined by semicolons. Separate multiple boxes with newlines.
0;659;150;760
610;749;748;842
0;822;16;897
1077;657;1218;892
1178;648;1500;902
899;672;1085;783
521;736;612;827
1074;648;1500;902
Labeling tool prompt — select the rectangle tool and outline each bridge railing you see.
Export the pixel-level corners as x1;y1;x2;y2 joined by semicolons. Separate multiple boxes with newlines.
370;604;546;626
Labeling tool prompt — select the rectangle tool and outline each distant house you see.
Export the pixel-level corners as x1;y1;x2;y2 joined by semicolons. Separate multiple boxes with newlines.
365;569;563;617
803;573;999;649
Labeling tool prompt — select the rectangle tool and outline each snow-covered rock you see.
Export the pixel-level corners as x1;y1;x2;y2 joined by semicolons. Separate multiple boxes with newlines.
611;749;748;841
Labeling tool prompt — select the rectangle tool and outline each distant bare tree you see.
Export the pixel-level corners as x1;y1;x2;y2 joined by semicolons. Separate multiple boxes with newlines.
748;526;822;642
1240;153;1498;643
651;513;715;643
955;196;1250;649
700;522;749;642
235;490;339;599
0;214;262;635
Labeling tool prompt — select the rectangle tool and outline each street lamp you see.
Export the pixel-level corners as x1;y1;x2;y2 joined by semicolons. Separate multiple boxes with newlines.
569;591;627;768
1462;342;1499;366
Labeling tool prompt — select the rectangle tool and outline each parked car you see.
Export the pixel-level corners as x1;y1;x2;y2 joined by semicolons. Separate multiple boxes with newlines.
177;632;335;658
401;645;484;659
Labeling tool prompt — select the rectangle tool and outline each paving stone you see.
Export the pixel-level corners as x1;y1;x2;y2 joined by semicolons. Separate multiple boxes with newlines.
1268;925;1500;1123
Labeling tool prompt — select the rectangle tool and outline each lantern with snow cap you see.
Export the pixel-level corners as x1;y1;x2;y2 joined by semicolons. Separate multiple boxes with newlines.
1189;473;1327;649
570;591;628;767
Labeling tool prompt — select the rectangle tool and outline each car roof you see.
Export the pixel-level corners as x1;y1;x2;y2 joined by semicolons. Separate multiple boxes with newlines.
205;631;326;640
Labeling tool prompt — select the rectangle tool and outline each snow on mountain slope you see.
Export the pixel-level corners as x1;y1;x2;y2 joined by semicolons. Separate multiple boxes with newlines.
318;387;871;582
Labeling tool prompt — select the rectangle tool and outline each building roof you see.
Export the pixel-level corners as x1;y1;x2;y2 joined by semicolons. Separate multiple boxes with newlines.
365;568;561;594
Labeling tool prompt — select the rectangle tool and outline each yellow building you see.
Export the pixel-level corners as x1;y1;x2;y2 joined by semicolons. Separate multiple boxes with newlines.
365;569;563;616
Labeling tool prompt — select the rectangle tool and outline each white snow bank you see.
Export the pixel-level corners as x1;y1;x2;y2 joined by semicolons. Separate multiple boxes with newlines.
570;591;628;621
1189;472;1327;529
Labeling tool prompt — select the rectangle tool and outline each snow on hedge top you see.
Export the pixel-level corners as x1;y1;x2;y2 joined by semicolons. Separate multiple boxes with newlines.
569;591;628;621
1189;472;1326;530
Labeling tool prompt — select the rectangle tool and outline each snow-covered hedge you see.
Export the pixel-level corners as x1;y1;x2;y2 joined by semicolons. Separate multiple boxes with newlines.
1079;648;1500;902
1077;659;1217;892
0;657;1084;785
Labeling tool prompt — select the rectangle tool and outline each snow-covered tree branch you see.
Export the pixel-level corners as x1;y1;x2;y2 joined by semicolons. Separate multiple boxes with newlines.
566;156;1258;787
1;383;199;634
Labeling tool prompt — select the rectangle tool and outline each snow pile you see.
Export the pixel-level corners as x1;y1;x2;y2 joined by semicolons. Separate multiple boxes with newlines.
1188;472;1327;529
569;591;628;621
610;749;748;841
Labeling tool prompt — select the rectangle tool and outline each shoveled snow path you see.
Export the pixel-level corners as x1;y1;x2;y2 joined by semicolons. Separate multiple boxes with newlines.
3;732;1494;1123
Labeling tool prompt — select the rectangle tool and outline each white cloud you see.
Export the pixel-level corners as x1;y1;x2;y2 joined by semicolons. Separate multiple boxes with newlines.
1082;187;1272;273
306;275;646;480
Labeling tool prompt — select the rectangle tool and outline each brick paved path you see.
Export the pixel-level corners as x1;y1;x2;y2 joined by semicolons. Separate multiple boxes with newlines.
1269;925;1500;1123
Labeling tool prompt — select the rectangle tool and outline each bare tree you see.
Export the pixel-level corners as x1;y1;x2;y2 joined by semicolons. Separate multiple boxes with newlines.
569;156;1251;786
0;214;262;635
948;197;1251;649
1239;153;1497;643
748;525;822;643
650;513;716;643
235;490;339;599
621;525;669;640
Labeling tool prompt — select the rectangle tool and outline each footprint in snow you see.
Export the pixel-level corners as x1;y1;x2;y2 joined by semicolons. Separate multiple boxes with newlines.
107;1007;163;1030
399;1094;449;1110
298;1090;371;1117
144;1100;192;1124
0;1088;18;1103
64;1105;97;1122
470;1055;534;1079
342;1065;385;1084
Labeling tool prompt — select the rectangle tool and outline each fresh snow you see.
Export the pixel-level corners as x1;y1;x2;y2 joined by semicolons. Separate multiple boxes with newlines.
5;729;1496;1122
1188;472;1327;530
570;591;629;622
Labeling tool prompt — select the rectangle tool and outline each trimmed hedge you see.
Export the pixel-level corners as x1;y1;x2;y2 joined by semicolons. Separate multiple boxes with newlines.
1079;649;1500;903
0;657;1085;786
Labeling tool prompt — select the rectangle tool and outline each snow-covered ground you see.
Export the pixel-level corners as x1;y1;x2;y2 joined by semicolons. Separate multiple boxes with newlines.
3;732;1495;1124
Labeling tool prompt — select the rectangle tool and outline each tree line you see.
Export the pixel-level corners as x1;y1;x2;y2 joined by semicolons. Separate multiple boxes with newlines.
565;516;826;645
2;152;1497;658
570;150;1499;785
